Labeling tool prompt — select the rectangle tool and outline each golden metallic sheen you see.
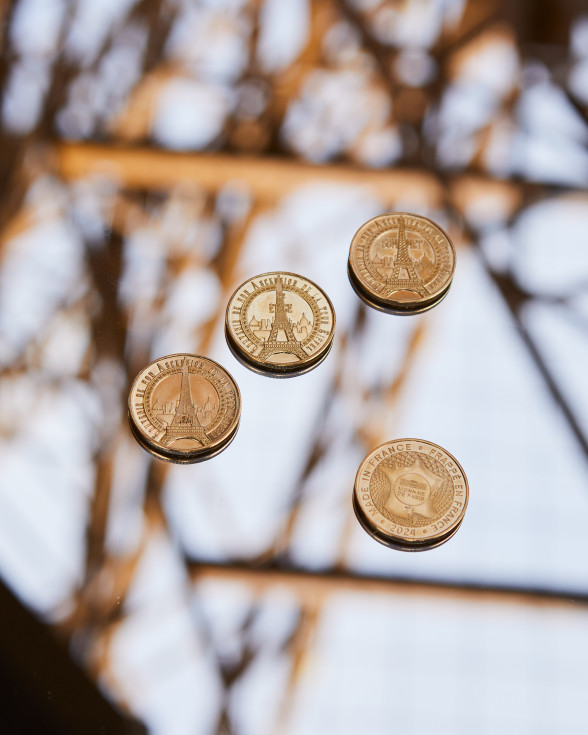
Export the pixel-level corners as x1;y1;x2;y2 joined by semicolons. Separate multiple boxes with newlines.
225;271;335;377
353;439;468;551
348;213;456;315
128;354;241;463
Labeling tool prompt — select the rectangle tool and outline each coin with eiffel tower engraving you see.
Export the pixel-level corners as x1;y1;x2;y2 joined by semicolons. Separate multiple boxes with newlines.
225;272;335;377
348;213;456;315
128;354;241;463
353;439;468;551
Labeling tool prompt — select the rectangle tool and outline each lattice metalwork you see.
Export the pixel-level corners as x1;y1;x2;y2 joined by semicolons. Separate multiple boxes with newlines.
0;1;587;733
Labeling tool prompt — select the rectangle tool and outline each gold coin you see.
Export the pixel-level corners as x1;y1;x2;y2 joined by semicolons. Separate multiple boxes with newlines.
348;213;456;314
353;439;468;551
128;354;241;463
225;271;335;377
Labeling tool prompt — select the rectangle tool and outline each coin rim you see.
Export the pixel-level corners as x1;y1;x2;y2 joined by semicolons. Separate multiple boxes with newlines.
348;212;456;311
347;260;452;316
224;271;336;376
128;353;241;460
353;438;468;546
352;494;462;551
225;324;334;378
128;413;240;464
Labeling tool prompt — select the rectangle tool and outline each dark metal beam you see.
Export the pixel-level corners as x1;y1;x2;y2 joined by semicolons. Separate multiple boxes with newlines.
187;560;588;610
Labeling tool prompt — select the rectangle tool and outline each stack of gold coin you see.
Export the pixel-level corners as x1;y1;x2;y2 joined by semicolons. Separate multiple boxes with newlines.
225;271;336;377
353;439;468;551
348;213;456;315
128;354;241;463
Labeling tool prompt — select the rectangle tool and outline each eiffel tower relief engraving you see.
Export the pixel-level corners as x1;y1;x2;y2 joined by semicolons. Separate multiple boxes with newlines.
257;276;307;361
163;358;209;446
386;217;426;295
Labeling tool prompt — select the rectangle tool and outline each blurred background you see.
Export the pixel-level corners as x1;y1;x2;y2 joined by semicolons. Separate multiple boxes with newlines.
0;0;587;733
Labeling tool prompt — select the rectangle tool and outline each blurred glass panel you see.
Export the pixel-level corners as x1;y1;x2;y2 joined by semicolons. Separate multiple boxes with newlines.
0;1;587;733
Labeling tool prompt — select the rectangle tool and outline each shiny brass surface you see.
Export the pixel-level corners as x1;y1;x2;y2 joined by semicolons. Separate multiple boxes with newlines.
225;272;335;377
348;213;456;314
353;439;468;551
128;354;241;463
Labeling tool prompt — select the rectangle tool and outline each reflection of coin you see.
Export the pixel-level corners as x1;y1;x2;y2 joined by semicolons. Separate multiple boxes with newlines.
348;213;455;315
225;271;335;377
353;439;468;551
128;354;241;463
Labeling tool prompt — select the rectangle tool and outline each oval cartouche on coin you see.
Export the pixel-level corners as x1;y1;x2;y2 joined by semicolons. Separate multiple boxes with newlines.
348;213;456;314
353;439;468;551
225;272;335;377
128;354;241;463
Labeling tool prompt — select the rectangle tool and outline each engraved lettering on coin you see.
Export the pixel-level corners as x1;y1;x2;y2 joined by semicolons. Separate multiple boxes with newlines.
353;439;468;549
371;453;451;526
128;354;240;461
226;272;335;375
348;213;455;311
394;473;430;507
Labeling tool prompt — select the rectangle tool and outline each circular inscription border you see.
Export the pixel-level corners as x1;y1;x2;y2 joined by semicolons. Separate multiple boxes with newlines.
129;354;241;455
225;271;335;370
354;439;468;545
349;212;456;304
